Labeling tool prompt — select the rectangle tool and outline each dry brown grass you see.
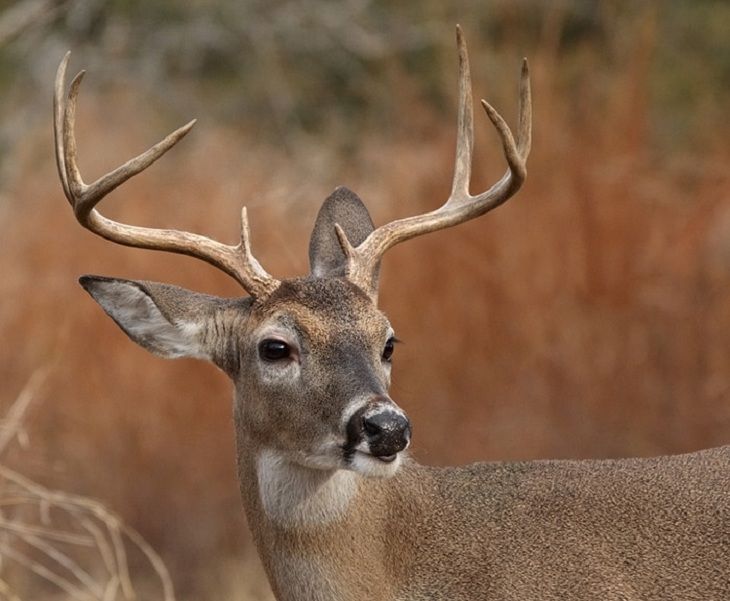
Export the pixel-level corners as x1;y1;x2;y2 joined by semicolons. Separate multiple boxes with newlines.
0;370;176;600
0;7;728;600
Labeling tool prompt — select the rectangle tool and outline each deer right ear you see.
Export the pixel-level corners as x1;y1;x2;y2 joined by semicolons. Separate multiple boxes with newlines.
79;276;246;372
308;186;380;282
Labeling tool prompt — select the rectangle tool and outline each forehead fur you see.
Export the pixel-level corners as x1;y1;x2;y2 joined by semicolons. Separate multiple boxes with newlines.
257;277;386;339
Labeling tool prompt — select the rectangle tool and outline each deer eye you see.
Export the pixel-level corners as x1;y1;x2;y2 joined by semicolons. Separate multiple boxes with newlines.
382;337;396;362
259;339;291;362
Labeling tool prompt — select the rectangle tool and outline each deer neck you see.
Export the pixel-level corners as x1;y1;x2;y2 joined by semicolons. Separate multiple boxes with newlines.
234;431;409;600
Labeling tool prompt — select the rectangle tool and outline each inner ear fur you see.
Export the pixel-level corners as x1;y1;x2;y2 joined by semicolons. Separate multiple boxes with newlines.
79;275;250;374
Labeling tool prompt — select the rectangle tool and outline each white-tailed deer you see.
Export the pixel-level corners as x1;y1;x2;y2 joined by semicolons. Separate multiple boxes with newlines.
54;27;729;601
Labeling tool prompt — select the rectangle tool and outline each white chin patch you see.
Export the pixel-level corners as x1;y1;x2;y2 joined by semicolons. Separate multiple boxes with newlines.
256;449;358;528
349;451;403;479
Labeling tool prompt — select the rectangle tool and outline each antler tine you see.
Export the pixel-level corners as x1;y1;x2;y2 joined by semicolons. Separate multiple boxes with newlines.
53;51;72;203
450;24;474;200
516;58;532;158
338;26;532;300
54;53;279;298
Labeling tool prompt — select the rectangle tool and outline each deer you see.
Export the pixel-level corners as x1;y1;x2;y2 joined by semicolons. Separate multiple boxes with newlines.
53;26;729;601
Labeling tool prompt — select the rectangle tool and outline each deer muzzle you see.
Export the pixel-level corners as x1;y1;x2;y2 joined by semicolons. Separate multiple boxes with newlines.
345;399;411;463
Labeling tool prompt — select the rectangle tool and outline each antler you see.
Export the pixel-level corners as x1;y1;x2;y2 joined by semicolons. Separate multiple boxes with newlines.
54;52;279;298
336;25;532;300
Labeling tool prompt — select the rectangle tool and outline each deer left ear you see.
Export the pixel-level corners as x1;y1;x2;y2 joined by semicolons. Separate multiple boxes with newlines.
308;186;380;282
79;276;247;372
79;275;212;359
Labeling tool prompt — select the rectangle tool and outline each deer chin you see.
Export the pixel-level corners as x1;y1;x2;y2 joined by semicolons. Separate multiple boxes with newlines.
256;448;358;528
288;447;348;472
349;449;404;479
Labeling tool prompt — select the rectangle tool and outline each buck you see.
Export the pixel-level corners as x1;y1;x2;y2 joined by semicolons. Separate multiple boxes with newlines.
54;27;729;601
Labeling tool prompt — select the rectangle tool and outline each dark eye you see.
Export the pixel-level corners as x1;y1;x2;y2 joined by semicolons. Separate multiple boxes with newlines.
382;337;396;362
259;339;291;362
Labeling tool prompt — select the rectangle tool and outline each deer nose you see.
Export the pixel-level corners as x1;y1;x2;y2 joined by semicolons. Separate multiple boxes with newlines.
362;411;411;458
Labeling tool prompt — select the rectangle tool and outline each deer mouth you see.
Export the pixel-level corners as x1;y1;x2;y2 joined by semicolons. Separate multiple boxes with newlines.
342;446;400;467
374;453;397;463
350;449;399;464
346;448;404;479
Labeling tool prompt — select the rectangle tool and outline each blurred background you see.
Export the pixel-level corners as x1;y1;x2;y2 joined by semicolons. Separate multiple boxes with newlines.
0;0;728;599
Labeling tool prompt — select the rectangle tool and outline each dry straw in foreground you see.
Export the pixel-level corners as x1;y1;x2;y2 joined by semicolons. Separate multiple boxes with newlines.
0;369;176;601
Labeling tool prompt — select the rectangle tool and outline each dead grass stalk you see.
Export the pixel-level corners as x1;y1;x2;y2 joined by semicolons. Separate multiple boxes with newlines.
0;371;176;601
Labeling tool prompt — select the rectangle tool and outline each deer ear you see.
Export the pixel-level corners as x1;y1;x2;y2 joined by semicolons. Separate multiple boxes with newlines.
308;186;380;282
79;276;245;371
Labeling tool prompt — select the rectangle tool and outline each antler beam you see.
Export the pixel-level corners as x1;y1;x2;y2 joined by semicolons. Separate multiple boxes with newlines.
337;25;532;299
54;52;279;298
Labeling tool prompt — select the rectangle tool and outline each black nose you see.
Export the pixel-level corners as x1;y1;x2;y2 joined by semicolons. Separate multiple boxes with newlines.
363;411;411;457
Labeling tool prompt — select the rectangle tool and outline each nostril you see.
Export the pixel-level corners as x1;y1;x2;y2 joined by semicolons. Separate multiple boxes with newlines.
363;417;383;438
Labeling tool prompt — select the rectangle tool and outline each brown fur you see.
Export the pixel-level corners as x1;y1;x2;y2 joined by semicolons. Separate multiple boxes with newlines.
233;277;393;455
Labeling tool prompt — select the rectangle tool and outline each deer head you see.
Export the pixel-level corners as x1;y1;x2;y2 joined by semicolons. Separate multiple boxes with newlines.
55;26;530;482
